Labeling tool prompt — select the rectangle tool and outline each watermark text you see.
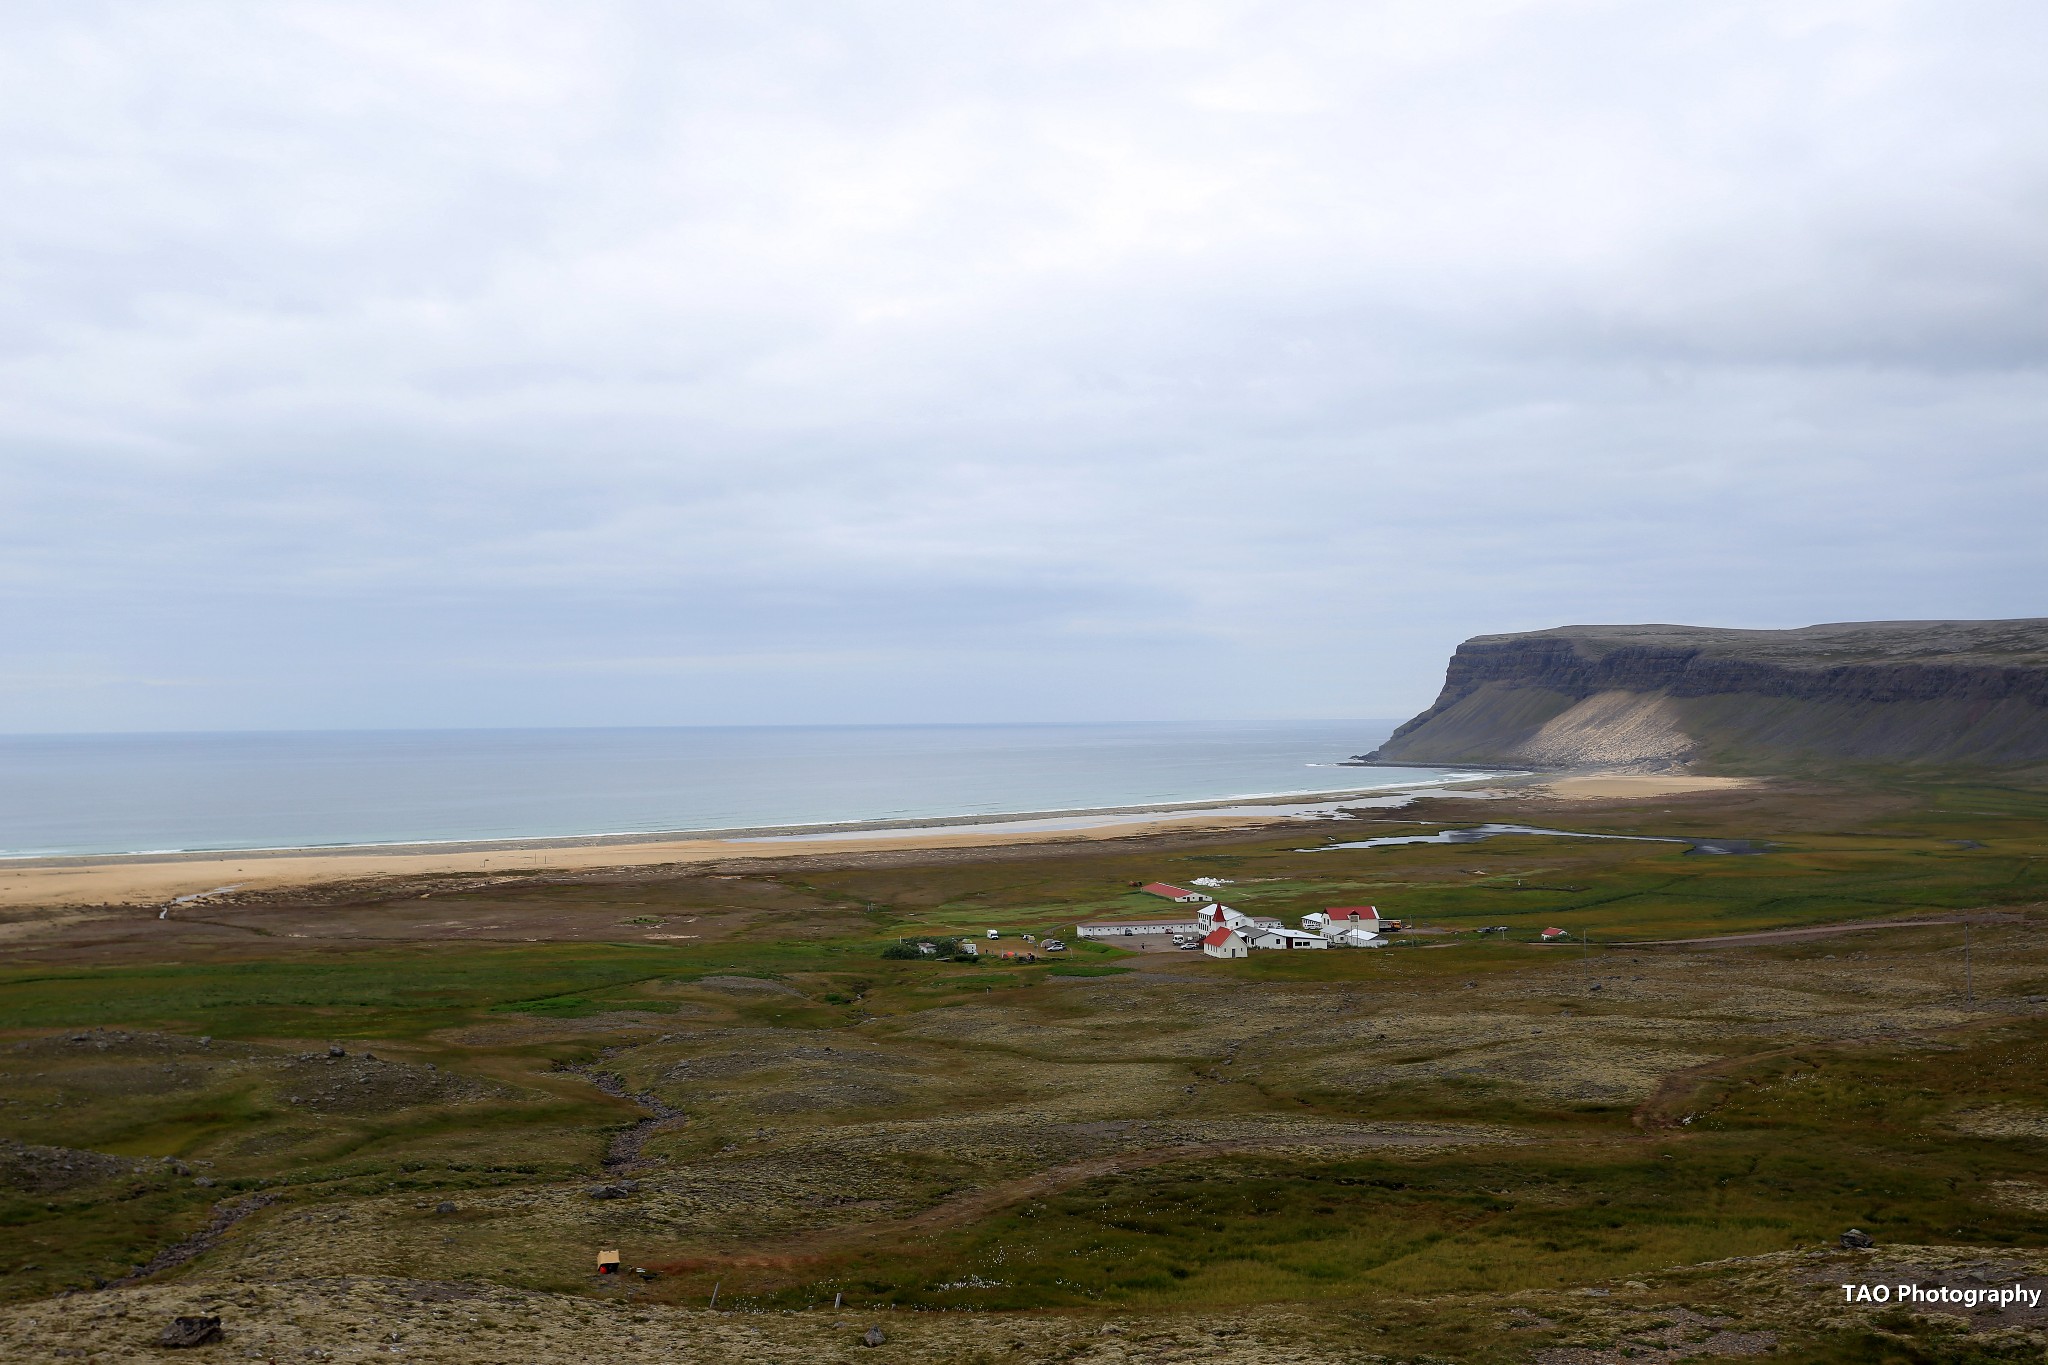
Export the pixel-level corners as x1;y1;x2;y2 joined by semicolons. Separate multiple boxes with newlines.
1840;1284;2040;1309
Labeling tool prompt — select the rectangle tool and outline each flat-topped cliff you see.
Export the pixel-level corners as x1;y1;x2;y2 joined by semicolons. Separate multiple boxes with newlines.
1364;618;2048;772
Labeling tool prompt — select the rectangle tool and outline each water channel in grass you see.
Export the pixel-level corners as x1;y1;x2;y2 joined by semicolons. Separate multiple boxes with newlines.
1304;824;1770;855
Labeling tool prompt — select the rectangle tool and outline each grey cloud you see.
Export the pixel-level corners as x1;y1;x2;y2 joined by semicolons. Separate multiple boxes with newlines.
2;1;2045;731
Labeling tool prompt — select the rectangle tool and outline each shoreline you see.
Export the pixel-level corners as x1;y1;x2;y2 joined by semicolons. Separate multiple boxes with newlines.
0;771;1758;911
0;814;1324;912
0;775;1518;868
0;780;1513;911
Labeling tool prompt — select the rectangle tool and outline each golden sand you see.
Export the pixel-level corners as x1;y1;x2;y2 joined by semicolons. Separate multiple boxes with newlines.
0;813;1287;910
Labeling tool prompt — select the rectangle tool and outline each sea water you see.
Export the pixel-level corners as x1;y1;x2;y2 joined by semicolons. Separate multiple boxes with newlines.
0;720;1471;858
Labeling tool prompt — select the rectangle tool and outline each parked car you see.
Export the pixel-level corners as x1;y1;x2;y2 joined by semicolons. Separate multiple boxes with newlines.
987;929;1000;939
1040;939;1066;952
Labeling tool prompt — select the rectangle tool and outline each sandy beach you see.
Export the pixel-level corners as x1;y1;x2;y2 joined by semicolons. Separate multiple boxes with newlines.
0;770;1760;910
0;811;1307;910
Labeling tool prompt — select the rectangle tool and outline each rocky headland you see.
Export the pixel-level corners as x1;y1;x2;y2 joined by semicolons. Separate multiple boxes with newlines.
1364;618;2048;772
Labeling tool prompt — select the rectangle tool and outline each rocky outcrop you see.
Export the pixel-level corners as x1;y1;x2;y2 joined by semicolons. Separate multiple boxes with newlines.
1364;619;2048;772
159;1316;224;1348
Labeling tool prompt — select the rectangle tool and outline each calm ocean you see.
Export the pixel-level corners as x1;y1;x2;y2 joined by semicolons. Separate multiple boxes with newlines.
0;720;1456;858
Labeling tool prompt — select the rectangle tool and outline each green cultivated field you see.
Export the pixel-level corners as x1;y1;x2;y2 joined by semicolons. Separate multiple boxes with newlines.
4;774;2048;1362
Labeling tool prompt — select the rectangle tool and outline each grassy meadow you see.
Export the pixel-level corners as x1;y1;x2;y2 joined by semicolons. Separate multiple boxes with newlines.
4;774;2048;1361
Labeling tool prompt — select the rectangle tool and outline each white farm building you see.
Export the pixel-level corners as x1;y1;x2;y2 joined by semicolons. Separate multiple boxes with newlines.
1075;892;1395;957
1195;904;1282;934
1201;927;1249;958
1243;926;1328;951
1140;882;1213;903
1076;917;1198;940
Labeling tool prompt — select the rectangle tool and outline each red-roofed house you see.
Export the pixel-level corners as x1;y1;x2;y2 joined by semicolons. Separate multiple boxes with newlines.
1197;903;1283;931
1141;883;1213;903
1315;906;1391;938
1201;926;1248;959
1540;927;1569;940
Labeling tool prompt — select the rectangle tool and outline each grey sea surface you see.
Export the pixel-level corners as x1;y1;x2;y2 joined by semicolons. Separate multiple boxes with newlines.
0;720;1477;858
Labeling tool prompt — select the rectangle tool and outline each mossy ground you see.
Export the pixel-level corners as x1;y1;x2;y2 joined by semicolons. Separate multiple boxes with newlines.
3;775;2047;1361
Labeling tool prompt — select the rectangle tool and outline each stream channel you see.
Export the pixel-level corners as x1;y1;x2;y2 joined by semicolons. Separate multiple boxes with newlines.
1303;824;1769;855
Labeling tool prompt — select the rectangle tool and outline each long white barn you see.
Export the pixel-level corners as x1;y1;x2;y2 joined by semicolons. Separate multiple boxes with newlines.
1075;917;1199;939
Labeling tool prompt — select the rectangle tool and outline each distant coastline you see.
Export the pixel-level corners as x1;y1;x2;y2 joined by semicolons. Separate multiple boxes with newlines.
0;719;1480;861
1;774;1512;869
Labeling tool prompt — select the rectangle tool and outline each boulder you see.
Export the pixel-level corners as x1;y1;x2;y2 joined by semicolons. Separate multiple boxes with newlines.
434;1201;458;1215
1841;1228;1876;1249
160;1315;223;1348
862;1325;886;1347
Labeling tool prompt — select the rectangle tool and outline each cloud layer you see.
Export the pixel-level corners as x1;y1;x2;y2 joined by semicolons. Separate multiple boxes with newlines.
3;1;2044;730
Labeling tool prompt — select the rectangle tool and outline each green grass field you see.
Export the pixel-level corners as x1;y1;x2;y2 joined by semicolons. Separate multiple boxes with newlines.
4;774;2048;1362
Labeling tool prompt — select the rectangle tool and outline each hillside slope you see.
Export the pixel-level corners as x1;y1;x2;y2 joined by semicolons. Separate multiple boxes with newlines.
1363;618;2048;772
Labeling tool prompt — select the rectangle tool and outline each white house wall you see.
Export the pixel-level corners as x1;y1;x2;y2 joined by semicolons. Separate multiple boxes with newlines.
1077;921;1198;938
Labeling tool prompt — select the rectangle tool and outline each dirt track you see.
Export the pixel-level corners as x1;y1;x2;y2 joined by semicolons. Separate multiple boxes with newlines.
1619;913;2022;948
703;1123;1514;1271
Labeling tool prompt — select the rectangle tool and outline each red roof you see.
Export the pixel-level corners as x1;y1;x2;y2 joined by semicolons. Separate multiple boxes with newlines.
1142;882;1195;899
1202;926;1238;947
1541;927;1568;938
1326;906;1379;921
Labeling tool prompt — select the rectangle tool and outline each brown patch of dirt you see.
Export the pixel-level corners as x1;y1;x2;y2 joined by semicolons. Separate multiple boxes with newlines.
0;874;860;967
1623;913;2024;948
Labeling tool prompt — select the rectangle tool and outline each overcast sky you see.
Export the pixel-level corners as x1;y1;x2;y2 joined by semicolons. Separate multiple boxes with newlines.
3;1;2044;733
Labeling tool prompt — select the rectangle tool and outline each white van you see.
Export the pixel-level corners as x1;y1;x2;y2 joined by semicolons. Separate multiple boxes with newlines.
986;930;1000;939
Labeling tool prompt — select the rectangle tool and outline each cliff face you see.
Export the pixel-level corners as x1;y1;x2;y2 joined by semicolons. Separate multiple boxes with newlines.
1365;619;2048;772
